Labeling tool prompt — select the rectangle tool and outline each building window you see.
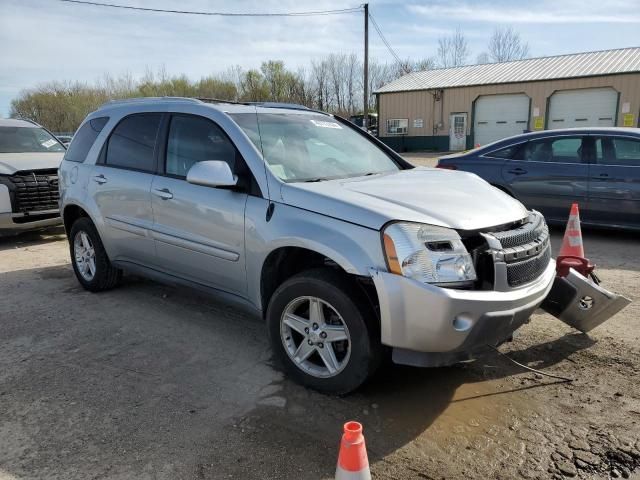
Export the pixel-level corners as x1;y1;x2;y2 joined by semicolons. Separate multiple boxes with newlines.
386;118;408;135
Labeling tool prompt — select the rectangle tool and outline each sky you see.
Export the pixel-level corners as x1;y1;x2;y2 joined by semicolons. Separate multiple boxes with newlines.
1;0;640;117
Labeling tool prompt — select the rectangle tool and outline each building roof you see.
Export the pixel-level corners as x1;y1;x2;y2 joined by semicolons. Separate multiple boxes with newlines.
375;47;640;94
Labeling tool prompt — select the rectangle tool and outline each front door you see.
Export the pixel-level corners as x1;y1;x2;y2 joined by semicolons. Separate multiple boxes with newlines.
501;136;589;223
89;113;162;266
449;113;467;151
150;113;248;296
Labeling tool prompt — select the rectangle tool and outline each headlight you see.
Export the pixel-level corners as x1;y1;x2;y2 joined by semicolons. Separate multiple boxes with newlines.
382;222;476;285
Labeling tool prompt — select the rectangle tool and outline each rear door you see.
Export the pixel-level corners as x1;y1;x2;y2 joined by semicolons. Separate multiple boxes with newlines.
89;113;161;266
501;136;589;222
150;113;249;296
588;135;640;228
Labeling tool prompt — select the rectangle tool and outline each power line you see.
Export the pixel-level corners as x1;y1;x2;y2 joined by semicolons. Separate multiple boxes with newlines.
59;0;362;17
368;12;410;73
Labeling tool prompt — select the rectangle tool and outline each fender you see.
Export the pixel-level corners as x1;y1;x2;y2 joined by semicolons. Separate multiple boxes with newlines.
244;197;387;310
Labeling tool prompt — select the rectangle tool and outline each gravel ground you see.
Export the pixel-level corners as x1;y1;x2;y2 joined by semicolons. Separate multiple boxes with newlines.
402;151;446;168
0;224;638;480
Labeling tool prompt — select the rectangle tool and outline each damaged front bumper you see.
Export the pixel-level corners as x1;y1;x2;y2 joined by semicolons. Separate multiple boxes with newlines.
541;268;631;333
370;261;557;367
370;260;630;368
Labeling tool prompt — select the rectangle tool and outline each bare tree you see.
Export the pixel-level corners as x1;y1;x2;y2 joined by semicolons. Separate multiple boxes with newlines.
488;27;530;62
413;57;437;72
476;52;490;64
437;28;469;68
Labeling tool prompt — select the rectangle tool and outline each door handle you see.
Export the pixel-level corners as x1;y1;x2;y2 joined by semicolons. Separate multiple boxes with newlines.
93;174;107;184
508;168;527;175
599;173;609;177
153;188;173;200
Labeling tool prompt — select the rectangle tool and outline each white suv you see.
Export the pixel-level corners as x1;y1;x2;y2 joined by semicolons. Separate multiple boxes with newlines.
0;118;66;233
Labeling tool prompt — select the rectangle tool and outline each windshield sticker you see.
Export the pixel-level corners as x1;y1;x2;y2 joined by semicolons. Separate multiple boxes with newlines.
42;139;57;148
310;120;342;129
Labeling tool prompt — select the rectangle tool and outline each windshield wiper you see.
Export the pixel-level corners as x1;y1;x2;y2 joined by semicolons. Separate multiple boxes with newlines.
302;178;326;183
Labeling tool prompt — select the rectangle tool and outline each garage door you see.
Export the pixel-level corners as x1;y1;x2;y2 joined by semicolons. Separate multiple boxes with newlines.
473;94;530;146
548;88;618;129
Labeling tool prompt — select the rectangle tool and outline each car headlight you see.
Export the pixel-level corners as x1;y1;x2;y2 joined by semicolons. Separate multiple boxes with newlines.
382;222;477;285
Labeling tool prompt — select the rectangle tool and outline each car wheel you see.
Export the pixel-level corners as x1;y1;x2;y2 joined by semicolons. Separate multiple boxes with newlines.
267;268;381;395
69;217;122;292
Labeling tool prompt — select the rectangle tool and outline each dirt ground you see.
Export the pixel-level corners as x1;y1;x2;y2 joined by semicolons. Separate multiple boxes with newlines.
1;221;639;480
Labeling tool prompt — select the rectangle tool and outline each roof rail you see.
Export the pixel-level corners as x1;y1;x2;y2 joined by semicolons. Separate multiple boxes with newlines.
197;97;249;105
14;117;41;127
99;97;203;108
248;102;310;111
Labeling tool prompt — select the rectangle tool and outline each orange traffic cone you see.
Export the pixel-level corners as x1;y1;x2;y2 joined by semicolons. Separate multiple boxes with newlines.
556;203;595;278
558;203;584;258
335;421;371;480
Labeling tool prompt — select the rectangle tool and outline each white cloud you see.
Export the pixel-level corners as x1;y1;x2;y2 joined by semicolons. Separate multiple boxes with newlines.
407;0;640;24
1;0;638;116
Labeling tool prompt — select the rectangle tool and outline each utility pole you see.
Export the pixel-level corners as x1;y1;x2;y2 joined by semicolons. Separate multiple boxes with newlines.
363;3;369;131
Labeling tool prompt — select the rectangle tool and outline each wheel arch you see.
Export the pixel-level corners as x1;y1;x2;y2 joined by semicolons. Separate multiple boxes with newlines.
259;246;379;322
62;204;92;238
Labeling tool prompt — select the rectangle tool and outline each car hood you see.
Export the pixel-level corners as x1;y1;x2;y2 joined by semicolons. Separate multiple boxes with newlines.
280;167;528;231
0;152;64;175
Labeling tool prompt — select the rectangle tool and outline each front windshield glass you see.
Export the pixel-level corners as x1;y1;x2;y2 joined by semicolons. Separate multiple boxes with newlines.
0;126;66;153
230;113;400;182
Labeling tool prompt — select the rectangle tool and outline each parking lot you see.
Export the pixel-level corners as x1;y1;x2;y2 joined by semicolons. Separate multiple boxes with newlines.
1;211;638;480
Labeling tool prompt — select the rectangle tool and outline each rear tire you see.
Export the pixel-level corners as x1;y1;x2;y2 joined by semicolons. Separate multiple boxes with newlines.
69;217;122;292
267;268;381;395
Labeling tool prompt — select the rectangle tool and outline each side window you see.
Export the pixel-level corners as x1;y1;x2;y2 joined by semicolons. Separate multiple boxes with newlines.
607;138;640;166
165;115;236;177
64;117;109;163
522;137;583;163
486;144;523;159
105;113;162;172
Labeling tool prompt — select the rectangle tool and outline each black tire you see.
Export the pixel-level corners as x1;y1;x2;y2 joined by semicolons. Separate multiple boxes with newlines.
69;217;122;292
266;268;381;395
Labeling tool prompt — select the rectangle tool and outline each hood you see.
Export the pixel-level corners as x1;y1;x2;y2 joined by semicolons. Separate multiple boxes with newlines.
0;152;64;175
280;167;528;231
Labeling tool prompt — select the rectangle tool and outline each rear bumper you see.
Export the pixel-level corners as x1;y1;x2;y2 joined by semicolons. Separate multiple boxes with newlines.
0;210;61;232
370;259;556;366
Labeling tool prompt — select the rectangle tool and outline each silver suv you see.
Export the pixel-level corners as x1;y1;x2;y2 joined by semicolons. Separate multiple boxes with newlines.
58;97;594;393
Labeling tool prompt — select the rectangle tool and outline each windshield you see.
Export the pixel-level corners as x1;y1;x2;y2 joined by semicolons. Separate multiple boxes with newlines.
230;112;400;182
0;126;66;153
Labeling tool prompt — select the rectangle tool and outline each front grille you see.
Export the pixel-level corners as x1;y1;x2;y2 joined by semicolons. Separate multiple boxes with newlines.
8;169;59;213
485;211;551;288
490;212;546;248
507;246;551;287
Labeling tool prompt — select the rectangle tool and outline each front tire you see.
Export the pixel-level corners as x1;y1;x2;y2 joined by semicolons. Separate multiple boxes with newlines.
267;268;381;395
69;217;122;292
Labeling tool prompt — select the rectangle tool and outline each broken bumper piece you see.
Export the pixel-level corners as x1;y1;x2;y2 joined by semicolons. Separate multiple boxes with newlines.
541;268;631;333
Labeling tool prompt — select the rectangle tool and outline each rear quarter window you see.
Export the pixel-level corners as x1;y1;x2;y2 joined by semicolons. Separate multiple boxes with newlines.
64;117;109;163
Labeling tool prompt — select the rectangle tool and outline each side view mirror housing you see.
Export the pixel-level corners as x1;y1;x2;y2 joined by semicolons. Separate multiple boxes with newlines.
186;160;238;188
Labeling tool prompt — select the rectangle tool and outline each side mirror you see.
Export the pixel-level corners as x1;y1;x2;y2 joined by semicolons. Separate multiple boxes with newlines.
186;160;238;188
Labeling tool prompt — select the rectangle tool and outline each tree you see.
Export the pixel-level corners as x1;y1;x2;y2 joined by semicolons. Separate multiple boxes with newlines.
488;27;530;63
240;69;268;101
437;28;469;68
9;51;477;131
476;52;490;64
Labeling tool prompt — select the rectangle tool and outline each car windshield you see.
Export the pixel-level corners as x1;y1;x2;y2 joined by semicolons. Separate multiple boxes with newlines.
229;112;400;182
0;126;66;153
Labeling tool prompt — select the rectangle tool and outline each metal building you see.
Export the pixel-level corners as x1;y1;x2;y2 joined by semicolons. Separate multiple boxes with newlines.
375;47;640;152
